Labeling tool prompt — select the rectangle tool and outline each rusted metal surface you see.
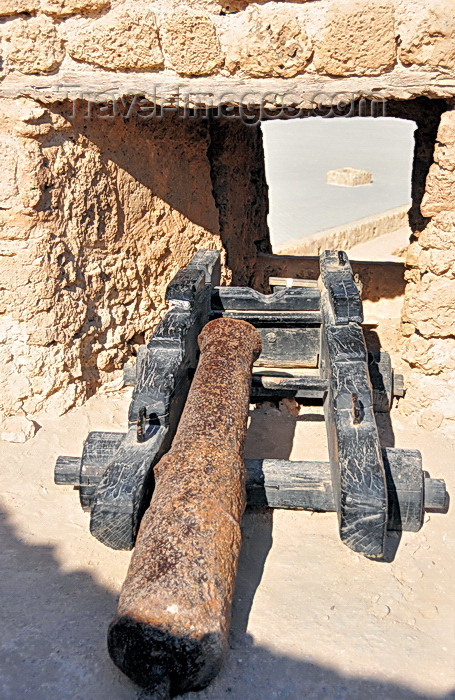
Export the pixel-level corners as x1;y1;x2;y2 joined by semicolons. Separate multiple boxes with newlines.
108;317;262;696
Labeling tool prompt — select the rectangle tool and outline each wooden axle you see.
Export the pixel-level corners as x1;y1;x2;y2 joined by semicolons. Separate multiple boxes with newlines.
245;453;446;532
55;445;446;533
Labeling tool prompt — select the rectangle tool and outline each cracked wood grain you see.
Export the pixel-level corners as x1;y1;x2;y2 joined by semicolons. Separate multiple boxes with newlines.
319;250;387;558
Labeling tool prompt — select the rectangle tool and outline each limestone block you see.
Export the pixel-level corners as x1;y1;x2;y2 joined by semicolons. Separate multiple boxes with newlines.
398;1;455;71
0;415;37;442
225;5;311;78
407;235;455;278
0;103;49;210
0;133;46;210
433;112;455;172
426;249;455;277
326;168;372;187
418;408;443;431
41;0;110;16
196;0;313;11
421;163;455;217
403;335;455;374
421;112;455;216
0;0;38;14
0;138;19;208
399;371;455;437
419;212;455;250
435;110;455;145
313;0;396;76
160;8;223;75
403;274;455;338
176;0;249;11
405;241;421;268
403;269;420;287
4;15;64;74
169;0;313;14
67;5;163;70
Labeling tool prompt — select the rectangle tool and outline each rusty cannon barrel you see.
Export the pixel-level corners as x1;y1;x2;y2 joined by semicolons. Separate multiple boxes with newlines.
108;317;262;697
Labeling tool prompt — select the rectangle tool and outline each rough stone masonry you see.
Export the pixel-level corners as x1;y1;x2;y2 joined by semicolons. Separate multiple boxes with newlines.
1;0;455;435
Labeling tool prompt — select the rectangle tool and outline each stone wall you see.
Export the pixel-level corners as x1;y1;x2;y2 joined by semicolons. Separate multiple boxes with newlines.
0;98;269;422
400;110;455;435
275;206;409;257
1;0;455;104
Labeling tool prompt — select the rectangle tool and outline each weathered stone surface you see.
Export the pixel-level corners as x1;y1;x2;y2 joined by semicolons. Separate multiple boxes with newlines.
419;212;455;251
406;221;455;278
418;408;444;431
4;15;64;74
313;0;396;76
208;119;271;281
1;414;37;443
400;373;447;414
42;0;110;16
0;0;38;15
421;164;455;217
0;138;19;208
0;98;269;421
67;6;163;70
399;371;455;436
421;112;455;216
177;0;249;11
161;8;223;76
398;1;455;71
403;274;455;338
432;111;455;171
326;168;372;187
424;248;455;277
225;5;311;78
403;334;455;374
0;109;219;418
405;241;421;268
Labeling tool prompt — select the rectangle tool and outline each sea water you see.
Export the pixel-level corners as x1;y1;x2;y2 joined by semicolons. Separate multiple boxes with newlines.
262;117;415;250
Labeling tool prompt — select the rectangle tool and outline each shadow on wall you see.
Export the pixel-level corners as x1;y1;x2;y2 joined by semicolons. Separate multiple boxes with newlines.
386;98;448;236
0;505;450;700
27;105;271;408
48;105;271;287
44;96;445;296
254;255;406;301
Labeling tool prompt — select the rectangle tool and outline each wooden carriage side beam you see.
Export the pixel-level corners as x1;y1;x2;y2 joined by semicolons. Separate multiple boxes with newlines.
89;251;221;550
319;250;388;559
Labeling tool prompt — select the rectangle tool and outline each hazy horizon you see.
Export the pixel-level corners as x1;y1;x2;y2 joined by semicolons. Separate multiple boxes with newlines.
262;117;415;250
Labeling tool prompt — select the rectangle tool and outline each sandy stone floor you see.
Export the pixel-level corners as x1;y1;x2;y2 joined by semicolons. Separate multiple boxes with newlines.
348;226;411;261
0;227;452;699
0;382;453;700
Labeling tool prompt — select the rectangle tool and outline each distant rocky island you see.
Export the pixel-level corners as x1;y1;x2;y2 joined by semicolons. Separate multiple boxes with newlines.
326;167;372;187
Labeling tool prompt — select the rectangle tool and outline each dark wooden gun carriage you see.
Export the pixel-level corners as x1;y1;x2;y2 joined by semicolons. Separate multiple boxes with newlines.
55;249;446;560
